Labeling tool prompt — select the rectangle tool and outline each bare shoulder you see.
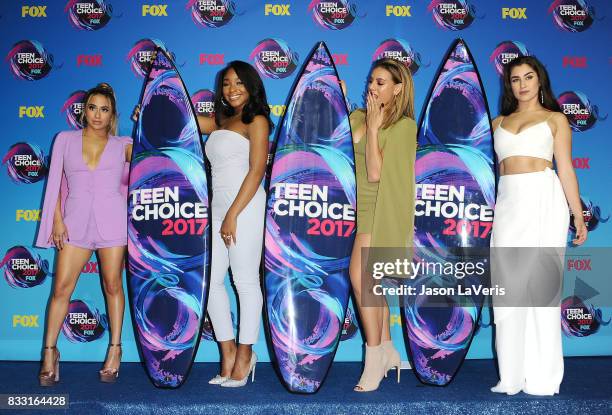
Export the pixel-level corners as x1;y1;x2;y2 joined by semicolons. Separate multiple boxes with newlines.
247;115;270;135
199;115;217;135
548;111;570;136
549;111;569;126
491;116;504;132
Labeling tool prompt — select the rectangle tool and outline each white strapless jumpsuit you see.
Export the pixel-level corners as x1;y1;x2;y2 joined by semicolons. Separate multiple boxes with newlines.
205;129;265;345
490;115;569;396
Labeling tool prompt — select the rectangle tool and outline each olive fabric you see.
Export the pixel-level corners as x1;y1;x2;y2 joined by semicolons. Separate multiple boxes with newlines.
350;109;416;248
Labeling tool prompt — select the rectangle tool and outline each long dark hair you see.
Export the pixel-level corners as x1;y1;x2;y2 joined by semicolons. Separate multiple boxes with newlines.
500;56;561;116
214;61;274;130
81;82;118;135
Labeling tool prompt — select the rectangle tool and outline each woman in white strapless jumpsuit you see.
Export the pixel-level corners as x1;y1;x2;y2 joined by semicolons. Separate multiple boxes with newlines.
205;130;266;346
197;61;272;387
490;56;587;396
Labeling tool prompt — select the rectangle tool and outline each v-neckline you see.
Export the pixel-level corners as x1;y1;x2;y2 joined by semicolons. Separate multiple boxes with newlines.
81;131;110;172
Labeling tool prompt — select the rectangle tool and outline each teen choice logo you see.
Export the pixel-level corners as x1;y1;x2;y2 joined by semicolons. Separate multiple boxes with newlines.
557;91;605;132
569;196;609;234
1;246;50;289
249;38;299;79
61;300;108;342
126;38;174;78
2;142;48;184
6;40;54;81
191;89;215;118
65;0;114;30
61;90;87;129
308;0;359;30
489;40;531;77
188;0;237;28
428;0;476;30
549;0;596;32
561;296;609;337
372;39;426;75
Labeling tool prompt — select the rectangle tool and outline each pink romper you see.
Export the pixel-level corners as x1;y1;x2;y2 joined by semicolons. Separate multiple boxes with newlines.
35;130;132;250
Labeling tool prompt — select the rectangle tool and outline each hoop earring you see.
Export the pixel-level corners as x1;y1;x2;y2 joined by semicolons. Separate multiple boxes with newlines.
540;89;544;105
220;97;230;108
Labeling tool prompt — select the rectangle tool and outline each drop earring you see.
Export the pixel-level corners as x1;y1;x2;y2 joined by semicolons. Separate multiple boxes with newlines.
540;89;544;104
220;97;229;107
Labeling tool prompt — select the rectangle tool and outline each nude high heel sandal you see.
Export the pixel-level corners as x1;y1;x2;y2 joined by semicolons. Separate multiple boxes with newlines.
39;346;60;387
99;343;122;383
354;344;387;392
382;340;401;383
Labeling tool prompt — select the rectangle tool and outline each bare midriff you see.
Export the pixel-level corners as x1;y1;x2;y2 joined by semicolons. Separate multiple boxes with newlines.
499;155;553;176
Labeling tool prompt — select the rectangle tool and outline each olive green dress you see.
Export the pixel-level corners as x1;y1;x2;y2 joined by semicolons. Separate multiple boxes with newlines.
350;110;416;248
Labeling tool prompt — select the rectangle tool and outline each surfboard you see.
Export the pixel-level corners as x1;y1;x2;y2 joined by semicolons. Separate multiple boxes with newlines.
264;41;355;394
128;48;210;388
402;39;495;386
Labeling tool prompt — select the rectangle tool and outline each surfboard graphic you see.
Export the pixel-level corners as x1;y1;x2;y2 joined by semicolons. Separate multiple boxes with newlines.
128;48;210;388
264;41;355;394
403;39;495;385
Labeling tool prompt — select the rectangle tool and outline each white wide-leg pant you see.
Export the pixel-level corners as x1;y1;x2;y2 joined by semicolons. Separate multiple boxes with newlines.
206;187;265;345
490;168;569;396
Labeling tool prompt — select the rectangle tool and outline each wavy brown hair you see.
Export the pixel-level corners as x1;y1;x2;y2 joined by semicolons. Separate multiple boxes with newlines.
370;58;415;129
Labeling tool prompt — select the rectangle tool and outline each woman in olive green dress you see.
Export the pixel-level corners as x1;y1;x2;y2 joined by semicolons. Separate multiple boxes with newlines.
345;58;416;392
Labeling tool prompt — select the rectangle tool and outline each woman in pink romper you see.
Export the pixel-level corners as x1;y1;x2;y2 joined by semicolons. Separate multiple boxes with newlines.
35;83;133;386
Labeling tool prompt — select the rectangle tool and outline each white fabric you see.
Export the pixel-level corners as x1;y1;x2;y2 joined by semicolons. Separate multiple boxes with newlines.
494;119;554;163
490;168;569;396
205;130;265;344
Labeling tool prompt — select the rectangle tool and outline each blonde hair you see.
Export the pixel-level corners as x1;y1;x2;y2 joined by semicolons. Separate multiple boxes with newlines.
80;82;118;136
371;58;415;129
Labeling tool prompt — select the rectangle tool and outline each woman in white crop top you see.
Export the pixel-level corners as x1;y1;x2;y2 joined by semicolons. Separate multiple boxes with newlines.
489;56;587;396
197;61;272;387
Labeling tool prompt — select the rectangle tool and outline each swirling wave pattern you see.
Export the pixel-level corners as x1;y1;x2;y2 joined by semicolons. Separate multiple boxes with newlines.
128;49;209;388
265;42;354;393
404;40;494;385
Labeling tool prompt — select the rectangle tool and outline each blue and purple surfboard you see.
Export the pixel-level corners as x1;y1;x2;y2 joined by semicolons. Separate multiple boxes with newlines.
264;42;355;393
403;39;495;385
128;48;210;388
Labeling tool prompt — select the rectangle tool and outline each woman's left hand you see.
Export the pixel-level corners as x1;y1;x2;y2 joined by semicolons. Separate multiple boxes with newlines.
220;212;237;247
572;219;588;246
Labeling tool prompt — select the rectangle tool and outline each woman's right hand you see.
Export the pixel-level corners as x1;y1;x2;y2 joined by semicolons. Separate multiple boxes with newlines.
131;104;141;122
339;80;347;97
50;220;69;250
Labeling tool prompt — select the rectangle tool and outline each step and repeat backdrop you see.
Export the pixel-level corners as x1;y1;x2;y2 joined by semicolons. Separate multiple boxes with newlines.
1;1;611;363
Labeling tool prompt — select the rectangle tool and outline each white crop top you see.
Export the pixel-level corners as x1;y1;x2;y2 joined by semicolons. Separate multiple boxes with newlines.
493;114;555;164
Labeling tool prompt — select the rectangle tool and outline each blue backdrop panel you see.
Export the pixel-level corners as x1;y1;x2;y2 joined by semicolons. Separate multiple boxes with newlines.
1;0;610;363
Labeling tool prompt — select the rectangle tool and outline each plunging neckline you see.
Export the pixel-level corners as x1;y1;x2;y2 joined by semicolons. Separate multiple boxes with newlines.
81;131;110;172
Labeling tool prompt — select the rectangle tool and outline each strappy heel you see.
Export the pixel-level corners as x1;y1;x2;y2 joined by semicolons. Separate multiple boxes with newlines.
382;340;401;383
354;344;387;392
39;346;60;387
99;343;122;383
